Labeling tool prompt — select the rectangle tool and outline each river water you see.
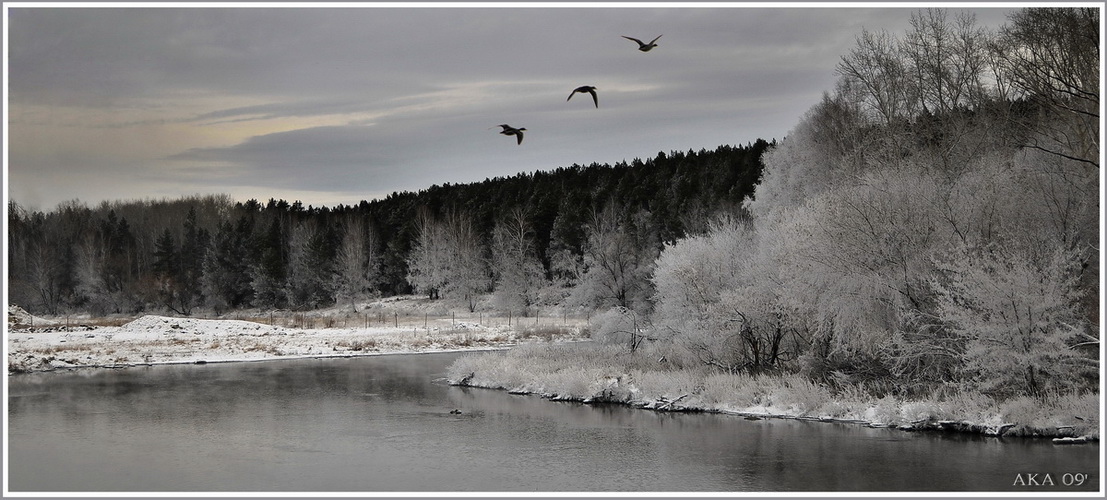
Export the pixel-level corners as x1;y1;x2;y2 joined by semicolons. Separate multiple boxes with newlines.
6;352;1101;492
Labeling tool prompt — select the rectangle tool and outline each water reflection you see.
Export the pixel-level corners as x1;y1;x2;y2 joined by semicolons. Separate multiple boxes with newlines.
8;353;1100;492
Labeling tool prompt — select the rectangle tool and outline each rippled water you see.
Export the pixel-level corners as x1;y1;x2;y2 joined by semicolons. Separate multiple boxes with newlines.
7;352;1101;492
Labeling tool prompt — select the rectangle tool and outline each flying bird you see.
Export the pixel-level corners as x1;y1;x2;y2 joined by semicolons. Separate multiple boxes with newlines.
568;86;598;108
622;34;662;52
496;124;526;145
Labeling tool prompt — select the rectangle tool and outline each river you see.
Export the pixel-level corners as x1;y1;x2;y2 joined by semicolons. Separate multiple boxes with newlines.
6;351;1100;492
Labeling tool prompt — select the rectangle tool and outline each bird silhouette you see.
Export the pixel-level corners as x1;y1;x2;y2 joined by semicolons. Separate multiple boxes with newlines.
622;34;662;52
568;86;598;108
496;124;526;145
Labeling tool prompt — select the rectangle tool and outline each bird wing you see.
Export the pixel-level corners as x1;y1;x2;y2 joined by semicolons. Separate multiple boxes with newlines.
588;89;598;108
622;35;644;46
516;130;524;145
498;124;512;131
650;34;663;44
567;90;576;101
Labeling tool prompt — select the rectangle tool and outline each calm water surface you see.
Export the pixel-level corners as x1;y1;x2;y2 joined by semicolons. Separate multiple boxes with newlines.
7;352;1101;492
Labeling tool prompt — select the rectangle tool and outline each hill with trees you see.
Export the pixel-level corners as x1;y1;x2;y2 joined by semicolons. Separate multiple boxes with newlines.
7;141;770;317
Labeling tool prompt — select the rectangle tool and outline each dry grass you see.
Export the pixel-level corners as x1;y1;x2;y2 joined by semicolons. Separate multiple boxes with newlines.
517;325;575;342
447;342;1100;438
333;338;380;351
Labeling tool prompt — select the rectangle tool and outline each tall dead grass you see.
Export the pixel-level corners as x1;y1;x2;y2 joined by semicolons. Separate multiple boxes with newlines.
447;342;1100;438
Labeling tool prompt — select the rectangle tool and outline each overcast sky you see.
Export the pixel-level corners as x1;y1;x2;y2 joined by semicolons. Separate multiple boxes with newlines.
5;3;1019;211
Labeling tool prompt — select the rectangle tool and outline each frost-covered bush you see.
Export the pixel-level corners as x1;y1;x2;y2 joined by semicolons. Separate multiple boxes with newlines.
702;372;764;409
589;306;639;348
867;395;902;425
567;206;657;315
997;392;1100;437
766;375;834;416
930;243;1095;397
772;168;949;364
652;217;803;374
931;388;996;423
537;367;604;400
899;400;942;423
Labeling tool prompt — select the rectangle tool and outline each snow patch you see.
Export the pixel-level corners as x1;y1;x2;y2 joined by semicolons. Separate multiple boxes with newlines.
8;305;60;328
8;312;586;374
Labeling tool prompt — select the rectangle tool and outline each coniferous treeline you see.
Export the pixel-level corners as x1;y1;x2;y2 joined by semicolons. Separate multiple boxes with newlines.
7;141;770;316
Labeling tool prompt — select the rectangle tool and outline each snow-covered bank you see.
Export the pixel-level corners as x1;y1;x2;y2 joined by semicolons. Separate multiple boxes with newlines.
7;313;586;374
447;343;1101;442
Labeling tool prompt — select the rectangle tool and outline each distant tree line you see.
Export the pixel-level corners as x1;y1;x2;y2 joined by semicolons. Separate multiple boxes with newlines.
7;142;769;317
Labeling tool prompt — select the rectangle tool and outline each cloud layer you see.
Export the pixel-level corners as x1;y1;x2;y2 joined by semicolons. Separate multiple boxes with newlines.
6;6;1017;210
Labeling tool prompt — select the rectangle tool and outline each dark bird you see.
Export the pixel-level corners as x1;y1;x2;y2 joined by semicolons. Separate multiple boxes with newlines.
622;34;662;52
496;124;526;145
449;409;462;415
568;86;598;108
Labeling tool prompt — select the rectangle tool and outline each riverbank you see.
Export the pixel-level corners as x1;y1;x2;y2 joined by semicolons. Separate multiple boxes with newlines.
8;305;1100;444
6;310;586;374
446;342;1101;443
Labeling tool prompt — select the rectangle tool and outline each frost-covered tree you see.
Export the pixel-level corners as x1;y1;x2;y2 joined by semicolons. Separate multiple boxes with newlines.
652;217;748;370
930;243;1097;396
72;232;113;315
653;216;805;374
407;208;449;300
569;205;656;314
439;211;490;312
491;207;547;315
333;218;379;310
745;97;861;221
590;306;647;351
406;208;489;311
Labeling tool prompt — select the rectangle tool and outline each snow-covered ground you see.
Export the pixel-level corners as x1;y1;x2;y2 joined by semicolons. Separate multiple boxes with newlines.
6;302;587;374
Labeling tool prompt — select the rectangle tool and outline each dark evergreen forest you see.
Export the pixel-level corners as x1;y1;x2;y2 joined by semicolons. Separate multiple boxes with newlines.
7;141;771;316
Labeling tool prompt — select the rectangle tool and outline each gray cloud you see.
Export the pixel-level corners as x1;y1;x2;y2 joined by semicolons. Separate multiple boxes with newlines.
6;5;1020;210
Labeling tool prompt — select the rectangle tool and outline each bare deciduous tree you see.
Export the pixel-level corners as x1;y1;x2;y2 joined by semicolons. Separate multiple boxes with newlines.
334;218;379;310
491;207;547;316
999;7;1100;168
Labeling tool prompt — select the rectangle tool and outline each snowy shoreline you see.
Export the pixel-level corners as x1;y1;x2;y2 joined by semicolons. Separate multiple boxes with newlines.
445;344;1101;444
6;312;584;375
8;309;1098;445
449;377;1102;444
